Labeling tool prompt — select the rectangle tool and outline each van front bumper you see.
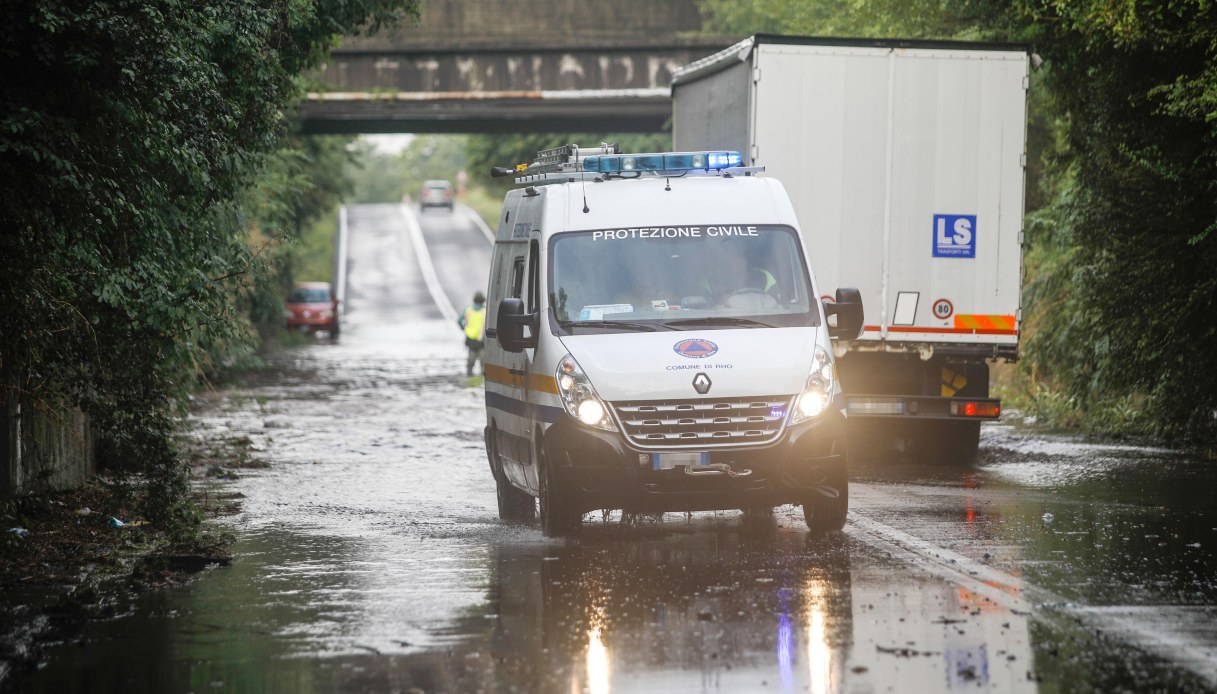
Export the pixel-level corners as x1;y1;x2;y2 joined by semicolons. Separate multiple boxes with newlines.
542;406;847;514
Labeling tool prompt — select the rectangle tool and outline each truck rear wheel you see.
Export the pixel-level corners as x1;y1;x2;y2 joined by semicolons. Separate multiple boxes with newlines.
801;460;848;533
539;445;581;537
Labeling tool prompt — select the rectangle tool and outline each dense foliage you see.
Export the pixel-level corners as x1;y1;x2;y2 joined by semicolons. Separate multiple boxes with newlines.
1008;1;1217;444
698;0;1217;446
0;0;418;524
242;134;359;332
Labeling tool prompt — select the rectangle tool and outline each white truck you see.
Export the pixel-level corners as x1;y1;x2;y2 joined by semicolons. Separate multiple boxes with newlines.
672;35;1028;463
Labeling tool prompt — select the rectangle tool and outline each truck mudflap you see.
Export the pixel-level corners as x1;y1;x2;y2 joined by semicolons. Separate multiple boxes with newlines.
845;395;1001;421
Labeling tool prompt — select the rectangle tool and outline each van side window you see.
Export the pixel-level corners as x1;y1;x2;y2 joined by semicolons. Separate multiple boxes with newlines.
488;253;504;299
526;240;540;313
510;256;525;299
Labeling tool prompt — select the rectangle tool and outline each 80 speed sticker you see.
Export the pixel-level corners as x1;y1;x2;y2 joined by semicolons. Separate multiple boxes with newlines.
932;298;954;320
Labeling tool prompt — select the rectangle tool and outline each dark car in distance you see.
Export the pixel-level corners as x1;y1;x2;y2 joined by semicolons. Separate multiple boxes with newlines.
285;281;339;335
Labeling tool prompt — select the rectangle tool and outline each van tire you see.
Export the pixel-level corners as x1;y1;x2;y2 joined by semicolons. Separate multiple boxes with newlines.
539;446;580;537
801;461;848;533
487;425;535;522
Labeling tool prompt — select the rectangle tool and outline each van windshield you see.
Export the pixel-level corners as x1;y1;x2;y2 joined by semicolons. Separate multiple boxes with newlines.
549;225;817;330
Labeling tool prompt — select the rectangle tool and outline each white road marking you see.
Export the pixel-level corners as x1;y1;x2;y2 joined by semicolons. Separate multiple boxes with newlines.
399;204;458;323
847;513;1038;611
847;510;1217;687
336;205;349;318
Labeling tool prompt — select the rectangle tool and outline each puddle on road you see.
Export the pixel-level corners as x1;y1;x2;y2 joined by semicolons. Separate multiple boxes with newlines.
13;318;1217;693
23;518;1043;693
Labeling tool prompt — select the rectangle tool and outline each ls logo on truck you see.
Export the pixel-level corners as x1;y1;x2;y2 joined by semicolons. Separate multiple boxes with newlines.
673;338;718;358
933;214;976;258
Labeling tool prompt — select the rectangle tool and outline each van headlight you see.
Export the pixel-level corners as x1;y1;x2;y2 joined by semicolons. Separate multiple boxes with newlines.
791;346;835;423
556;354;617;431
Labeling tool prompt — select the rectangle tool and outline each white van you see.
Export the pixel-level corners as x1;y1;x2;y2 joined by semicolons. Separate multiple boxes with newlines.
482;145;863;537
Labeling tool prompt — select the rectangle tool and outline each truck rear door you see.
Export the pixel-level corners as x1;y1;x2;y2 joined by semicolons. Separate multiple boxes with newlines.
751;43;1027;354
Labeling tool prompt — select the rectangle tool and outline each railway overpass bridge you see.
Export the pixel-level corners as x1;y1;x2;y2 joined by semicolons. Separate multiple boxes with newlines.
299;0;736;134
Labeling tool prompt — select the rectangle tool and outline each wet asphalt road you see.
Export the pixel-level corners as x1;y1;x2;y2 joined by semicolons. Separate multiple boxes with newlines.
17;203;1217;693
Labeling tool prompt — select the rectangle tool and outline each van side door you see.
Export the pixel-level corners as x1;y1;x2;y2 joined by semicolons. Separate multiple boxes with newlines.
489;246;532;492
519;237;543;493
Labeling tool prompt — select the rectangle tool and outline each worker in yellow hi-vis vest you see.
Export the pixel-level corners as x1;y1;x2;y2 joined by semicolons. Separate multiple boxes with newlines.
458;291;487;376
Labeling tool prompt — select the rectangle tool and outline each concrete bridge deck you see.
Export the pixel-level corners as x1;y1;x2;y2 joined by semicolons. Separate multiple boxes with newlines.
300;0;736;133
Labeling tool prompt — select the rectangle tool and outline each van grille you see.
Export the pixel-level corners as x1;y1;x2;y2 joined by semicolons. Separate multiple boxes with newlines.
611;396;794;449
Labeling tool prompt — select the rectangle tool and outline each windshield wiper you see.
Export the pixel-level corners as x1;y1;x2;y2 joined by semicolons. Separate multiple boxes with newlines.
560;319;666;332
664;316;775;329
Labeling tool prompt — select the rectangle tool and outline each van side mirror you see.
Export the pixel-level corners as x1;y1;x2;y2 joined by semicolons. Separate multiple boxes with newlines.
496;298;536;352
824;287;864;340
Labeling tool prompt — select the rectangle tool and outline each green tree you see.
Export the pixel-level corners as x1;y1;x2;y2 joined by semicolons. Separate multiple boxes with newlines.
699;0;989;39
239;134;359;334
991;0;1217;444
0;0;419;524
697;0;1217;445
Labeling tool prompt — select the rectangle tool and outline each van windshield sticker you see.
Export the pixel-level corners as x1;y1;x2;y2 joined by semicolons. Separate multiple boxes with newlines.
591;226;758;241
579;304;634;320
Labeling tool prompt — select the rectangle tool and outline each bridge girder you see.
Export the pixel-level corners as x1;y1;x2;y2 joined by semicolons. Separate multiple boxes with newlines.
301;44;730;134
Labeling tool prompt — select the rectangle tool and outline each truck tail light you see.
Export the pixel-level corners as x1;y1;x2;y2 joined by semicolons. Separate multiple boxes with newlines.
951;401;1000;418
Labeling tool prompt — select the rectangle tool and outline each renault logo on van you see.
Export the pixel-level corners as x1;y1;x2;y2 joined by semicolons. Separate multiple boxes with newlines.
692;373;712;395
674;338;718;358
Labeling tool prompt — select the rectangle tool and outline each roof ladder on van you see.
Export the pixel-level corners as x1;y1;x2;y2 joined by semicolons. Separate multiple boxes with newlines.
490;144;764;186
490;143;620;182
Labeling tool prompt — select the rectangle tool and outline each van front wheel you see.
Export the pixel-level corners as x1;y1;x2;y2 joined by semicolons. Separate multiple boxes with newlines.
801;461;848;534
539;448;581;538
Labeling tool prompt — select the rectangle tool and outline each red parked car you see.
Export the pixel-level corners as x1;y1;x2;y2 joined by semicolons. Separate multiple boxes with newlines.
285;281;339;335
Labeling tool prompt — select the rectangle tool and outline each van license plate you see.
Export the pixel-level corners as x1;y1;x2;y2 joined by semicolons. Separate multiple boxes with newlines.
651;452;710;470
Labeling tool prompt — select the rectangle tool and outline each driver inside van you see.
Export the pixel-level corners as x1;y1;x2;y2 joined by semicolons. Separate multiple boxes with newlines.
707;245;778;309
611;248;681;311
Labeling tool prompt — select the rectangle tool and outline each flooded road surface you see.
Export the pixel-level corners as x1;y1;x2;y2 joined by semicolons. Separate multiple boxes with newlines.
17;203;1217;693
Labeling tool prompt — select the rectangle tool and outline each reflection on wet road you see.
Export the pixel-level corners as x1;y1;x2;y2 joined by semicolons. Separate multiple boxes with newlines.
18;204;1217;693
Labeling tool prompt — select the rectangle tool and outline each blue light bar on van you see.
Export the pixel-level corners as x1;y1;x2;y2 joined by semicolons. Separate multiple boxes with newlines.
582;151;743;174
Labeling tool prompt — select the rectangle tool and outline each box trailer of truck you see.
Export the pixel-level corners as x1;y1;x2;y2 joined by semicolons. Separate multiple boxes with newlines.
672;35;1028;463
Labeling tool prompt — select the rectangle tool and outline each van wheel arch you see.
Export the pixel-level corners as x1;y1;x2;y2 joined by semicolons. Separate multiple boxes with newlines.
489;421;535;522
536;427;581;537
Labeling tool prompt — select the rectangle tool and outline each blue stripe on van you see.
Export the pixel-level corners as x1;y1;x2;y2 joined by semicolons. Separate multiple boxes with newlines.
485;390;566;424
